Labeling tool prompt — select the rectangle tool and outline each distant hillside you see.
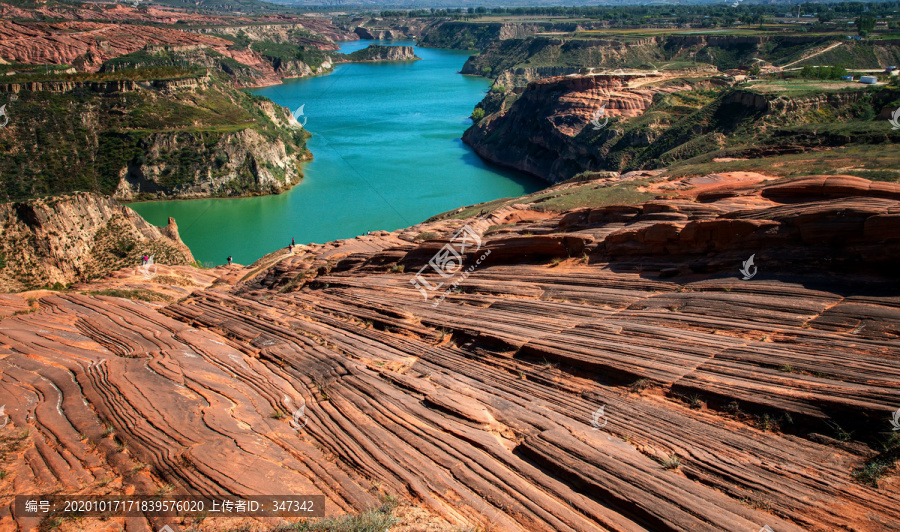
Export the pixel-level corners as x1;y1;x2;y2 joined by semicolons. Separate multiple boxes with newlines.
462;35;900;87
463;73;900;183
0;67;309;201
0;0;309;16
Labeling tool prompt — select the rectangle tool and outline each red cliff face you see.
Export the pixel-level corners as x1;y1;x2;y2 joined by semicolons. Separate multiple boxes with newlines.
0;20;234;71
0;18;348;86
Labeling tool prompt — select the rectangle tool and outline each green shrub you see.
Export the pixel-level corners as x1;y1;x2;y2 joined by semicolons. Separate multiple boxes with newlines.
87;289;171;302
414;231;440;241
852;459;892;487
276;507;397;531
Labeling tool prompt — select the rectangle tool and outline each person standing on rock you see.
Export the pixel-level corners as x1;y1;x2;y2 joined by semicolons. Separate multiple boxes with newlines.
227;256;232;266
292;237;295;246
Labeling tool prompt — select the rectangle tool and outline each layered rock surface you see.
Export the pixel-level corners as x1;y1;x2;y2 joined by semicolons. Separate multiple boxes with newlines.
0;175;898;531
0;20;234;71
0;17;348;88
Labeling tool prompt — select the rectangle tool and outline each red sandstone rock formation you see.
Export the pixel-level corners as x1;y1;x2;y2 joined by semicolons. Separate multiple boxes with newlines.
0;175;898;531
0;20;233;70
0;17;346;86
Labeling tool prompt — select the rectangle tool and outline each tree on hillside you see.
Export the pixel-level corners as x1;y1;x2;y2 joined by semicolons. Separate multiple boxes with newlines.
856;15;876;36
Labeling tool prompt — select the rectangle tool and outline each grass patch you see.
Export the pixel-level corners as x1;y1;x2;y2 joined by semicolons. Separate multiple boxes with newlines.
853;460;893;487
87;289;172;303
852;432;900;488
525;180;659;212
276;495;399;532
825;420;854;442
657;453;681;470
413;231;440;241
1;65;201;84
484;223;516;235
428;178;658;222
664;141;900;182
629;378;652;393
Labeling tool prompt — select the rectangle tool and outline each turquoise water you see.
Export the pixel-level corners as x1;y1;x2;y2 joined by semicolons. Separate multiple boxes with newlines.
129;41;543;265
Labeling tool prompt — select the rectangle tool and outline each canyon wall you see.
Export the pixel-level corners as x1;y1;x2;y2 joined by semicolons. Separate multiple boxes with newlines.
0;19;347;88
187;23;341;50
0;192;194;291
418;21;596;50
0;20;234;71
336;16;437;40
339;45;419;62
463;73;690;181
0;77;309;201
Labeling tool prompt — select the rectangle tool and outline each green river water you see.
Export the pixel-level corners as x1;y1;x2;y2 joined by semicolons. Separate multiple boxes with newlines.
129;41;544;265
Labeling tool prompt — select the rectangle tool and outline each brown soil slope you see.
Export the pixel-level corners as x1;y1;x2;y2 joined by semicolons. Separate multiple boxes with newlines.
0;176;898;531
0;192;195;292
